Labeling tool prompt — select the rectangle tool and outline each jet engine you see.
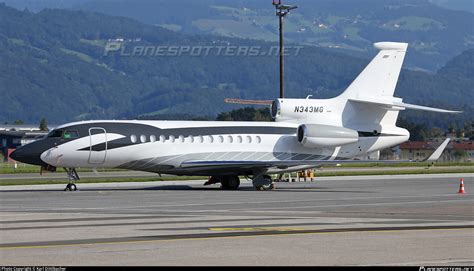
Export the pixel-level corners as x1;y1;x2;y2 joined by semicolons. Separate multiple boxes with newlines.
297;124;359;148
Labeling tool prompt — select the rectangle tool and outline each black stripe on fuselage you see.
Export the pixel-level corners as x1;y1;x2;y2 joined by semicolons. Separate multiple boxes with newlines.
78;141;131;152
55;122;402;152
81;131;403;152
65;122;296;152
63;122;296;138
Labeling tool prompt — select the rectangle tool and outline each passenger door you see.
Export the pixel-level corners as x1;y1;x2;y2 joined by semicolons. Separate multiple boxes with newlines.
88;128;107;164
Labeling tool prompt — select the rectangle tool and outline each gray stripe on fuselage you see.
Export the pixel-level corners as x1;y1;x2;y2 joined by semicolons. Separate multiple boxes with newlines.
232;152;255;160
116;152;313;170
116;153;333;175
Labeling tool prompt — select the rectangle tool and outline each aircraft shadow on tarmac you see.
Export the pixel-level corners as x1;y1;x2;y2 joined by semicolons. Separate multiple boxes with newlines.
122;184;376;193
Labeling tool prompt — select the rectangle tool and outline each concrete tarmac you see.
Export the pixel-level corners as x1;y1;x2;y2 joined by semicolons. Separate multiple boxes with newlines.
0;174;473;266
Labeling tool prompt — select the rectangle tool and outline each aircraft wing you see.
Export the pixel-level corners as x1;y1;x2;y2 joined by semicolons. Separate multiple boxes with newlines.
181;139;450;171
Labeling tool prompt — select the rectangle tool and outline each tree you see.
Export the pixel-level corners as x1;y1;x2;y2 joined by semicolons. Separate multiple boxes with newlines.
39;118;48;131
216;107;272;121
463;122;473;138
429;127;445;139
419;130;427;141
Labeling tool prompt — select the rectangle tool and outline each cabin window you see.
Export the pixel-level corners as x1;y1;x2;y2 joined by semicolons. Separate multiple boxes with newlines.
140;135;147;143
150;135;156;142
208;135;214;143
130;135;137;143
63;130;79;139
218;135;224;143
159;135;165;142
178;135;185;143
256;136;261;144
237;135;243;143
198;135;204;143
227;135;233;143
246;136;252;143
188;136;194;143
169;135;175;143
47;129;64;138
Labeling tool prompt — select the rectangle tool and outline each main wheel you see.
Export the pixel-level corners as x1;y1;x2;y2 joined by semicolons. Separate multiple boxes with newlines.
221;176;240;190
254;175;275;191
255;183;274;191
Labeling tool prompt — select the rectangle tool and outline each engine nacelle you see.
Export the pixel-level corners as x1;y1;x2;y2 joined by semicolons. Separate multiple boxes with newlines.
297;124;359;148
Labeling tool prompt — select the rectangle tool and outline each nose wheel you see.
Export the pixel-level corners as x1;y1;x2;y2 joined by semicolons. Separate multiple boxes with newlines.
65;183;77;191
64;168;80;192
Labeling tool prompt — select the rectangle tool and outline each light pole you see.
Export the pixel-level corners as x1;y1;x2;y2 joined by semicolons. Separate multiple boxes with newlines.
273;0;297;99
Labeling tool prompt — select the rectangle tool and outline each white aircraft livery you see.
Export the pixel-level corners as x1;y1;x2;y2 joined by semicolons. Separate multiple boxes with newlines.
10;42;460;191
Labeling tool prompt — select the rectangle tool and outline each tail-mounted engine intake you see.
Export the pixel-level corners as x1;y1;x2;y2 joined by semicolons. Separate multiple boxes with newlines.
297;124;359;148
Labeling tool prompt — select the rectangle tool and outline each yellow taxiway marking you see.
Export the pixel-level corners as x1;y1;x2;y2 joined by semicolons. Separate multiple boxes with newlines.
0;227;471;251
208;227;306;231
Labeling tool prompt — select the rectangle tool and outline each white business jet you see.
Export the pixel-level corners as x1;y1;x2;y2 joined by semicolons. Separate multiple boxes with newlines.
11;42;459;191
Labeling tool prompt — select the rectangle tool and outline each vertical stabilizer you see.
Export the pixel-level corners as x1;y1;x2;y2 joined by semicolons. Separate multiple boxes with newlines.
341;42;408;100
339;42;408;132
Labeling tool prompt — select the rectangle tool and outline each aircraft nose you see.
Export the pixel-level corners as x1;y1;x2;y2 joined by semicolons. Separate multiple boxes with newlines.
9;144;47;166
9;149;19;161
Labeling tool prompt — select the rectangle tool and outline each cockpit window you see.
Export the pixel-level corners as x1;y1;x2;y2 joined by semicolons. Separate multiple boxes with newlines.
47;129;64;138
63;130;79;139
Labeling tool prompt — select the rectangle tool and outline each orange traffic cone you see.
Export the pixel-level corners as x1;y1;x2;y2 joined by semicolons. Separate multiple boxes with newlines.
458;178;466;194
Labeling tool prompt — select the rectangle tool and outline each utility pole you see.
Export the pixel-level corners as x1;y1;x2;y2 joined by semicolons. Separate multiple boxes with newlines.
272;0;297;99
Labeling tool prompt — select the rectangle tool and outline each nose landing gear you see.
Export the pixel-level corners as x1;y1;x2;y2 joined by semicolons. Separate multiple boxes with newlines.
64;168;80;191
65;183;77;191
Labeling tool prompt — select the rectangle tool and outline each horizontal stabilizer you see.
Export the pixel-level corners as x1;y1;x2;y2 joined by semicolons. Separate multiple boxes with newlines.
393;102;462;113
349;98;462;113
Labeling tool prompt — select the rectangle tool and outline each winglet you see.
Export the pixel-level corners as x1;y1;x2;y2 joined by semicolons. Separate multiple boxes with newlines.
424;138;450;162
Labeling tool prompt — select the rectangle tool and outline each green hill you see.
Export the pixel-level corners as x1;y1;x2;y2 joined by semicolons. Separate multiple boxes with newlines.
0;3;472;129
66;0;474;72
3;0;474;71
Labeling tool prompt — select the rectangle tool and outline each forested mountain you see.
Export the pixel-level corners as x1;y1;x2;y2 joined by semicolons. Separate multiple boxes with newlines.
428;0;474;13
2;0;88;12
0;4;472;129
438;49;474;80
9;0;470;72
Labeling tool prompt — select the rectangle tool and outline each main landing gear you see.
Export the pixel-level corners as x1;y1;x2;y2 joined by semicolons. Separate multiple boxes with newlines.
221;175;240;190
205;175;241;190
204;174;275;191
252;174;275;191
64;168;80;191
